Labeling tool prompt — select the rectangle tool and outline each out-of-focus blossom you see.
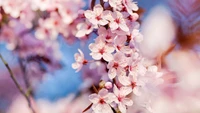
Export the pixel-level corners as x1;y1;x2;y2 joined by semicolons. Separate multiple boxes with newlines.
139;5;176;58
166;50;200;91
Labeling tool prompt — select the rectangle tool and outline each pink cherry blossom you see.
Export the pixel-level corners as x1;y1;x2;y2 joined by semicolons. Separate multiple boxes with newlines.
118;74;145;96
89;88;116;113
107;11;129;32
107;52;127;79
2;0;23;18
84;4;108;26
113;85;133;113
72;49;87;72
108;0;123;11
122;0;139;15
114;35;131;53
76;20;95;38
89;38;115;62
129;61;147;76
98;27;116;43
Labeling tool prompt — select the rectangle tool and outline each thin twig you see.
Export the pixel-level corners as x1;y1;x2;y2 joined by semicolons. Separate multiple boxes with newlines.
82;103;93;113
18;58;33;96
0;54;36;113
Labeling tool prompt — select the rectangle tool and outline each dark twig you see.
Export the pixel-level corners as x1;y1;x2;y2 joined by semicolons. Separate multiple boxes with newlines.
82;103;93;113
100;0;104;7
90;0;96;10
0;54;36;113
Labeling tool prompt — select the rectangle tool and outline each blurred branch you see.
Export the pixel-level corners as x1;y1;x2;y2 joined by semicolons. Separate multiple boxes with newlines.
18;58;33;96
100;0;104;6
0;54;36;113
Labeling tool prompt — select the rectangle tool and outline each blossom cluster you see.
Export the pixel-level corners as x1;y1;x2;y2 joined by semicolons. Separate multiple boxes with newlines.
72;1;163;113
0;0;85;75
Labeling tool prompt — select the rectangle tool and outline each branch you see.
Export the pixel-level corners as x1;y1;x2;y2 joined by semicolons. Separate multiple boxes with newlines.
90;0;96;10
18;58;33;96
0;54;36;113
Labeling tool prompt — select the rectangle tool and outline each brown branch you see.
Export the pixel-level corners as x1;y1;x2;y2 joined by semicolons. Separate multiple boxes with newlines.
100;0;104;7
82;103;93;113
90;0;96;10
0;54;36;113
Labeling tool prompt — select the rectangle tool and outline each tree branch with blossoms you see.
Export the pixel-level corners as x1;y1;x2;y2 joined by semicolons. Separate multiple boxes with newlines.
72;0;163;113
0;54;36;113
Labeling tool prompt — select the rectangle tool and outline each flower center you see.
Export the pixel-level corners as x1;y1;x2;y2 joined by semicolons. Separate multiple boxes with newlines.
82;60;88;65
115;18;120;24
96;15;101;21
131;82;136;89
99;48;105;55
113;62;119;69
99;98;105;104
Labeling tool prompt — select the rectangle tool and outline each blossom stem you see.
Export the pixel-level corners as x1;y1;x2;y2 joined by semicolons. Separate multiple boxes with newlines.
0;54;36;113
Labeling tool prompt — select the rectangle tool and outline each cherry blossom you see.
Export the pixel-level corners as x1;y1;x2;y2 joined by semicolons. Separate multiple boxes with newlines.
76;21;95;38
89;88;116;113
98;27;116;43
72;49;87;72
107;11;129;32
107;52;127;79
122;0;139;15
89;38;115;62
84;4;108;26
113;85;133;113
108;0;123;11
118;74;145;96
129;61;147;76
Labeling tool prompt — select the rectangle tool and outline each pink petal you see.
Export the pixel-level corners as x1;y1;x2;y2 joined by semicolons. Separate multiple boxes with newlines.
119;23;129;32
84;10;94;19
103;53;113;62
122;98;133;106
118;102;127;113
113;85;120;96
89;94;99;104
90;52;102;60
118;76;131;86
109;22;118;31
120;86;132;96
93;4;103;15
99;88;108;97
108;68;117;79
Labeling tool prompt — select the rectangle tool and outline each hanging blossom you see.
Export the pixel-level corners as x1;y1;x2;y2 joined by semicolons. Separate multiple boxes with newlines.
72;0;163;113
